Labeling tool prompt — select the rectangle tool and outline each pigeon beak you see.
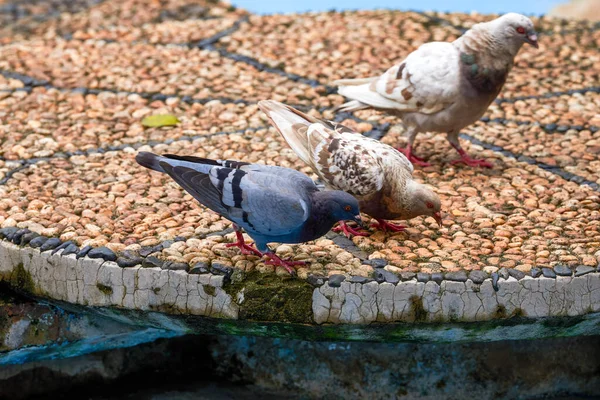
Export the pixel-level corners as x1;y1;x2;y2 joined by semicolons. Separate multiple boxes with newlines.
526;32;539;49
433;212;443;228
353;215;365;229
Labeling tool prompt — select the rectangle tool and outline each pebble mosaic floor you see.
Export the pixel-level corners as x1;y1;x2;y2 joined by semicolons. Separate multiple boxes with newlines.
0;0;598;287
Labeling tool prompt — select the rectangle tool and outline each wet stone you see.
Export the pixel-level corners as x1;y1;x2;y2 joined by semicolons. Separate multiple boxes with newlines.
328;274;346;287
542;268;557;278
530;268;542;278
77;245;93;259
400;272;416;281
117;257;143;268
122;250;140;259
161;240;174;249
11;229;29;245
416;273;431;283
87;247;117;262
140;245;162;258
431;273;444;284
365;258;387;268
373;269;399;284
469;270;488;284
20;232;39;246
574;265;595;277
29;236;48;248
40;238;62;252
445;271;468;282
162;262;189;271
174;236;186;242
508;269;526;281
61;243;79;256
0;227;18;239
491;273;500;292
189;262;210;274
498;267;510;280
349;276;370;284
554;265;572;277
142;256;163;269
51;241;74;255
307;274;325;286
210;262;233;278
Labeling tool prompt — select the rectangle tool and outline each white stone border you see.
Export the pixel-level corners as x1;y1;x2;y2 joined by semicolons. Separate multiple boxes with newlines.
312;274;600;324
0;242;238;319
2;241;599;325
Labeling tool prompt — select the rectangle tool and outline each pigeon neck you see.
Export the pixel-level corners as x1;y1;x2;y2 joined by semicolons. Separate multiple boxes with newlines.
458;21;522;60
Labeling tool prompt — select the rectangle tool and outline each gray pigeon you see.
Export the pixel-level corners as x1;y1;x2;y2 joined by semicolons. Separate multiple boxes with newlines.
135;152;362;273
334;13;538;168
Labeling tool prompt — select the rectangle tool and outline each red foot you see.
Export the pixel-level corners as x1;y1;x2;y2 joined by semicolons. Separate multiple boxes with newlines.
450;156;493;168
264;253;306;274
332;221;369;238
225;231;263;256
396;146;431;167
371;219;406;232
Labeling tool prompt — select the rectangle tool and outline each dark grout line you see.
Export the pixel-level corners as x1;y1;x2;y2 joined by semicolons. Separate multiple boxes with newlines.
495;87;600;104
459;132;599;191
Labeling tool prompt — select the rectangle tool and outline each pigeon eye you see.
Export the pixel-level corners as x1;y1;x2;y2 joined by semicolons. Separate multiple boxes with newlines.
516;26;526;34
344;205;352;211
426;202;434;209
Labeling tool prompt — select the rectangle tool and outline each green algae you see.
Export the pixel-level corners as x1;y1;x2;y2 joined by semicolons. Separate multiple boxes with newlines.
9;263;36;294
96;283;113;296
224;272;314;324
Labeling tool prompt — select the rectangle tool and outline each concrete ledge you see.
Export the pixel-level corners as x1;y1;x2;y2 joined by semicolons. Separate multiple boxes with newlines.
2;240;599;334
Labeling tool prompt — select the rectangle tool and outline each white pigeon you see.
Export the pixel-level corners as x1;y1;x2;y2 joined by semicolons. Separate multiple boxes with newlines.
334;12;539;168
259;100;442;237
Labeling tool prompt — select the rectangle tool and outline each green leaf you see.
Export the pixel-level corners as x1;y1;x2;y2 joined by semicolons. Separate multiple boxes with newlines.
141;114;180;128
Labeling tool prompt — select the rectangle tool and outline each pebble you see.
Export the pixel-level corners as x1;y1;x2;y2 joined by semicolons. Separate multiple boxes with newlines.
29;236;48;248
469;270;488;284
162;261;189;271
189;262;210;274
51;240;74;255
445;271;468;282
349;276;370;284
554;265;572;277
491;273;500;292
364;258;387;268
307;274;326;286
87;247;117;262
210;262;233;278
431;273;444;285
142;256;164;269
328;274;346;287
400;272;416;281
117;257;143;268
498;267;510;280
11;229;29;245
529;268;542;278
20;232;39;246
77;245;93;259
574;265;595;277
416;272;431;283
0;227;18;240
508;268;526;280
542;268;557;279
40;238;62;252
140;245;163;258
373;269;399;284
62;244;79;256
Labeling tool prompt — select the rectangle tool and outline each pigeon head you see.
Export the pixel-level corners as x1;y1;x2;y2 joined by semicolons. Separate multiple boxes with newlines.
319;190;362;226
406;182;442;227
488;13;538;52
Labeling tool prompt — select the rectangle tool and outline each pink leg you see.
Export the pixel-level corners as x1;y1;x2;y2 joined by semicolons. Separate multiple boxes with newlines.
264;252;306;274
225;230;263;256
450;143;493;168
332;221;369;238
396;144;431;167
371;219;406;232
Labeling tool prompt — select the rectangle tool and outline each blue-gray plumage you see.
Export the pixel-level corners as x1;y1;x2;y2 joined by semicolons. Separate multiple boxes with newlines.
135;152;362;273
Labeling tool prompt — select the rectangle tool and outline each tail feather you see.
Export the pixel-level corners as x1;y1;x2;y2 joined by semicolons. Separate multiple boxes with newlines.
136;152;215;175
258;100;322;168
332;77;376;86
332;100;370;113
135;151;165;173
